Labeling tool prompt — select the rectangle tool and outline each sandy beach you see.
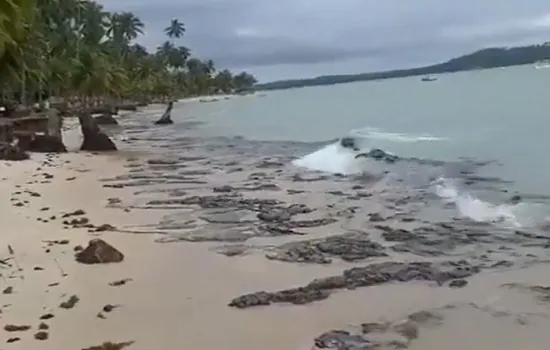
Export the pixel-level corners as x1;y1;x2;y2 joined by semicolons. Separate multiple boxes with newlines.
2;114;550;350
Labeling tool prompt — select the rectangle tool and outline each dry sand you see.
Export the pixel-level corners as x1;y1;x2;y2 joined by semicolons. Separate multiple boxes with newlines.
1;133;550;349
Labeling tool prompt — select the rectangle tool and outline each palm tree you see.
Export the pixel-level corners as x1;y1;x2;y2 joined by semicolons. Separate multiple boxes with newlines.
156;41;174;56
107;11;143;52
204;59;215;75
80;1;109;47
0;0;38;104
213;69;234;93
177;46;191;62
164;18;185;43
233;72;258;91
0;0;257;106
185;58;205;77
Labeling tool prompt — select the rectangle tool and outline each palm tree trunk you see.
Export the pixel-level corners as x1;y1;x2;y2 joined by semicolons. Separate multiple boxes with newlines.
20;69;26;106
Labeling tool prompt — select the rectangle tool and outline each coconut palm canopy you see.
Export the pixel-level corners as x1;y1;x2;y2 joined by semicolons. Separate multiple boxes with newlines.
0;0;258;105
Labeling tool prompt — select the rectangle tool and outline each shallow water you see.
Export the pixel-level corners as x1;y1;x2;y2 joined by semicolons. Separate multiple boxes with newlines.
137;65;549;229
104;86;550;349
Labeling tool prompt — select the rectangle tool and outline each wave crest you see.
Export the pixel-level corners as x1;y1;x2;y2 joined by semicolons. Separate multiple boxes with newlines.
291;132;549;229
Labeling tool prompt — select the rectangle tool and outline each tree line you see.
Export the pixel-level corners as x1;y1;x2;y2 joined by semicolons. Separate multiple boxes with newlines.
0;0;258;106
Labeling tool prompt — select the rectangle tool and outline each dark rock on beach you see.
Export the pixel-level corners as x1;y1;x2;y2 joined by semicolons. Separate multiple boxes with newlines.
257;223;306;236
75;239;124;264
213;185;235;193
34;331;49;340
355;148;399;163
145;194;282;210
229;260;480;308
371;220;540;257
312;309;444;349
449;279;468;288
266;233;387;264
81;340;135;350
340;137;360;151
368;212;385;222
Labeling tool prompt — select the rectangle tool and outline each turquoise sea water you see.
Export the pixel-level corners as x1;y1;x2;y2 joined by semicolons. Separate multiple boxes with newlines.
176;65;550;194
161;64;550;227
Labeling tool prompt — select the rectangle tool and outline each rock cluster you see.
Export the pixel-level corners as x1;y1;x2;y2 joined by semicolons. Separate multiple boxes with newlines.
266;233;387;264
229;260;479;308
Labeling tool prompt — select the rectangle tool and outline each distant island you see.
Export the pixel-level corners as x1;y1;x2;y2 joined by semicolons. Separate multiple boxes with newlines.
255;43;550;91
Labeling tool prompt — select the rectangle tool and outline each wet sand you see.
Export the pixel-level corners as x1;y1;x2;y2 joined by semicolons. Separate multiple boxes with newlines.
2;111;550;349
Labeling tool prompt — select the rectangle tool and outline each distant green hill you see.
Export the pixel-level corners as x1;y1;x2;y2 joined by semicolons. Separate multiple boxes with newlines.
255;43;550;91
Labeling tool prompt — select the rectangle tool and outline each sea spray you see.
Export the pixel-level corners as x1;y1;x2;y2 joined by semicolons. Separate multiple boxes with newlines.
291;142;367;175
292;128;549;229
292;127;447;175
433;177;545;227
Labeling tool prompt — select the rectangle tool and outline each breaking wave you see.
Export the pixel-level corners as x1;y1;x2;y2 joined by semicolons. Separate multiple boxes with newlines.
292;131;548;228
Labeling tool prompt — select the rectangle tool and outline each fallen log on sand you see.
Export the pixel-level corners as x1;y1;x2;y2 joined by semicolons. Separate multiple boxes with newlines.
78;110;117;151
154;101;174;125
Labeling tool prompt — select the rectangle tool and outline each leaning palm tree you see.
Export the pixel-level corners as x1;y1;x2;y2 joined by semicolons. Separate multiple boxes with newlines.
164;18;185;43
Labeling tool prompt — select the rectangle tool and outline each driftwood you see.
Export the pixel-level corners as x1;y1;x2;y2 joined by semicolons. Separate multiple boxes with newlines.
78;110;117;151
154;101;174;125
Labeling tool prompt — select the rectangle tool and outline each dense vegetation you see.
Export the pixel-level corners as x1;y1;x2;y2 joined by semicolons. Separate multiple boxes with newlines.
256;44;550;90
0;0;258;106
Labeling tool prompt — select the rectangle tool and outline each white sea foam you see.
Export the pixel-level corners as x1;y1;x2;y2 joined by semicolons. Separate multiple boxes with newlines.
292;128;445;175
292;130;549;228
433;177;540;227
291;143;365;175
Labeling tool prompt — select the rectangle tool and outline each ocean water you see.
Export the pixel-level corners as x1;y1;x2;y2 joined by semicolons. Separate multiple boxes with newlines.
141;64;550;229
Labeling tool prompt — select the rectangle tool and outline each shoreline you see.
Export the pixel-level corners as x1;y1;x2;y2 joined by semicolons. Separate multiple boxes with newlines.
176;92;265;104
2;114;550;349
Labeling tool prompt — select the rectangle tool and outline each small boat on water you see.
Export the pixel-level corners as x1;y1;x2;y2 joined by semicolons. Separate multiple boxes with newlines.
534;60;550;69
421;75;437;82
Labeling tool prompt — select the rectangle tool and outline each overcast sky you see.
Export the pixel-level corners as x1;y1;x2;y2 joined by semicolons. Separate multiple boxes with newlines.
101;0;550;82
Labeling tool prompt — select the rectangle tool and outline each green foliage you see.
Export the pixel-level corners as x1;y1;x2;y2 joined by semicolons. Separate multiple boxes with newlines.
0;0;257;104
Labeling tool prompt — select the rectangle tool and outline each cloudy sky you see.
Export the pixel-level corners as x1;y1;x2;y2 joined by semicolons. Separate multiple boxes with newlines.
101;0;550;82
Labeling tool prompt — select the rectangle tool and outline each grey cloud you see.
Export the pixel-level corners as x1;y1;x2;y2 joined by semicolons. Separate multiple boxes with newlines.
100;0;550;79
